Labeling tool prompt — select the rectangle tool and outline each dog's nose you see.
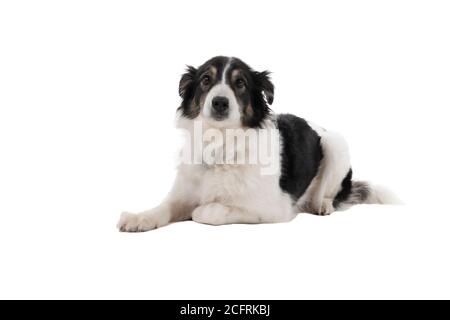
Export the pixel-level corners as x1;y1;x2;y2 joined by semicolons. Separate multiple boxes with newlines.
212;96;229;113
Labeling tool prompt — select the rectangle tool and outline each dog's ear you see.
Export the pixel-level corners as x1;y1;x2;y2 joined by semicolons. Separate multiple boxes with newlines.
179;65;197;98
254;70;274;105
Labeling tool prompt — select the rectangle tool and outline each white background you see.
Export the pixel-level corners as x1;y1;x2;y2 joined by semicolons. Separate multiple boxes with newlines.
1;0;449;299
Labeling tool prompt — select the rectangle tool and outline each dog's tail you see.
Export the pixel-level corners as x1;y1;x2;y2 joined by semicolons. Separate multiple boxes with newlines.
343;181;403;206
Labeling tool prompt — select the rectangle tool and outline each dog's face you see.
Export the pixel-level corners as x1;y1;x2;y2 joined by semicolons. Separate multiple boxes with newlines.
178;56;274;128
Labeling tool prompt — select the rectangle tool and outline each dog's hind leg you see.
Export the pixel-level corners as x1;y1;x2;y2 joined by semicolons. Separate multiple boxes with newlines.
308;131;352;215
191;202;292;226
191;203;260;225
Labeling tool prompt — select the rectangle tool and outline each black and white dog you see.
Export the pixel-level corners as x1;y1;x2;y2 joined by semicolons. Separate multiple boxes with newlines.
118;56;400;232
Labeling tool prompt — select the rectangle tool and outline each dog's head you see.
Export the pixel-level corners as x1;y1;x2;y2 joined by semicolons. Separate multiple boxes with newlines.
177;56;274;128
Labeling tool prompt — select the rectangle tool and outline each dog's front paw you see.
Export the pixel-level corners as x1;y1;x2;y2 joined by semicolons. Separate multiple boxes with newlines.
117;212;163;232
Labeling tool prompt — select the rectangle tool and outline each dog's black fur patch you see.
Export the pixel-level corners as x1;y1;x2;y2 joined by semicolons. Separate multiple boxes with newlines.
227;58;273;128
332;169;353;208
276;114;323;202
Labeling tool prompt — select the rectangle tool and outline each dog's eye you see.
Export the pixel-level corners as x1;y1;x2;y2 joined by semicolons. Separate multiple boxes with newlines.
235;79;245;89
201;75;211;86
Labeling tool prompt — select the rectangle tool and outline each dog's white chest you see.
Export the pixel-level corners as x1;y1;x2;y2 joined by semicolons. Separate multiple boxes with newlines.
199;165;259;205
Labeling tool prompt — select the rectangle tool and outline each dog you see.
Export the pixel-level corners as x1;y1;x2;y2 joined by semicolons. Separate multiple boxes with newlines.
117;56;400;232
